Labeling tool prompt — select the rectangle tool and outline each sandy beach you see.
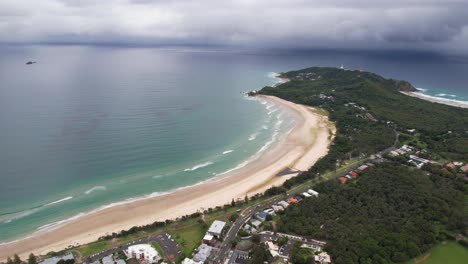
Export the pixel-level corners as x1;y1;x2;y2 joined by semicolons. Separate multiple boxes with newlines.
0;95;335;260
401;91;468;109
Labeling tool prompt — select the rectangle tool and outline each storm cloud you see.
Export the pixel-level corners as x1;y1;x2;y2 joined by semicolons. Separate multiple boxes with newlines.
1;0;467;53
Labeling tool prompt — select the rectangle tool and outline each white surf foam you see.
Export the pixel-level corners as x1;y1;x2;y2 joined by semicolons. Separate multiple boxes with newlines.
84;186;106;195
184;162;214;172
413;88;468;108
45;196;73;206
435;93;457;97
222;150;233;155
248;133;258;141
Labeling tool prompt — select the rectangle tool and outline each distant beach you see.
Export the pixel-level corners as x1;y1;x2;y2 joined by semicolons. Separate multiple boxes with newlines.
0;95;335;260
401;90;468;109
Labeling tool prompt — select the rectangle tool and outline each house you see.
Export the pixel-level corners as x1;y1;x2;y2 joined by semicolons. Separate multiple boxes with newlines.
446;163;456;170
265;241;279;258
460;164;468;172
126;244;161;264
307;189;319;197
339;177;347;184
278;201;290;208
227;250;249;264
203;234;214;244
272;205;284;212
264;208;276;216
356;165;369;171
302;192;312;197
345;175;352;180
193;244;213;263
102;256;125;264
207;220;226;238
314;252;332;264
287;198;298;204
349;171;358;178
256;211;268;221
250;219;262;228
182;258;202;264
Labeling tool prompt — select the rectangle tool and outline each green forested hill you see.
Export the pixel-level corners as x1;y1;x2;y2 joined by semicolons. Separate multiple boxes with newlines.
260;67;468;160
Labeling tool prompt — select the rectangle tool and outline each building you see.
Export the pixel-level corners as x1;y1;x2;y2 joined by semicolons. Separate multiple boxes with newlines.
102;255;114;264
250;219;262;228
356;165;369;172
203;233;214;244
272;205;284;212
182;258;202;264
39;253;74;264
349;171;358;179
339;177;347;184
287;197;298;204
256;211;268;221
302;192;312;197
207;220;227;238
307;189;319;197
278;201;290;208
193;244;213;263
461;164;468;172
265;241;279;258
314;252;331;264
227;250;249;264
126;244;161;264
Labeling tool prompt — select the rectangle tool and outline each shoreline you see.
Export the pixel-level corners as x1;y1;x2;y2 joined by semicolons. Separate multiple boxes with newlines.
0;95;335;260
401;90;468;109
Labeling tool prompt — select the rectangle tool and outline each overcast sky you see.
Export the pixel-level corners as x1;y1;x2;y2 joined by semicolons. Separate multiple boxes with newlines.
1;0;468;54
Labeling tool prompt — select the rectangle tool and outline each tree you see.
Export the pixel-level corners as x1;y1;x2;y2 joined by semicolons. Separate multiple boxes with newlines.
265;214;273;221
27;254;36;264
290;242;314;264
6;257;13;264
13;254;21;264
251;234;261;244
231;199;236;207
278;237;289;247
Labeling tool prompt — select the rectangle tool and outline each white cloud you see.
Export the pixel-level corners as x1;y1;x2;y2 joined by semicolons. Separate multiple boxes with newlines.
0;0;467;53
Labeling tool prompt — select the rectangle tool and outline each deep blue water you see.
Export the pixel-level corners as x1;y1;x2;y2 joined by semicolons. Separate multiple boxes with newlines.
0;46;467;241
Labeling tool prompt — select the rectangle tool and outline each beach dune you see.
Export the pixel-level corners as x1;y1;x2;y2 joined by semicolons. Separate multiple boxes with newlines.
0;95;335;260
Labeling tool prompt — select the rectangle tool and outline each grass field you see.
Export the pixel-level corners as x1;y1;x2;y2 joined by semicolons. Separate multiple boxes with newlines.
169;223;206;257
409;242;468;264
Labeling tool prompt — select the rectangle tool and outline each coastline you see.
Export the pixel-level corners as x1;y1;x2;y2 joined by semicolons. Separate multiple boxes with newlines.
0;95;335;260
401;90;468;109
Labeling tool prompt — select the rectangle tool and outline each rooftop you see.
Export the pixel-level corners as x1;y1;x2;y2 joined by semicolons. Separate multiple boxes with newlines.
208;220;226;235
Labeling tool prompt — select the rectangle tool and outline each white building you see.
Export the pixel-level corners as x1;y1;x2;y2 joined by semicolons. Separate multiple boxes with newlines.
307;189;319;197
182;258;202;264
278;201;289;209
315;252;332;264
126;244;161;264
207;220;226;238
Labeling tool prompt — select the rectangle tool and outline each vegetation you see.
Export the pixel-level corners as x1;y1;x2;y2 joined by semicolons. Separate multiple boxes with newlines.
409;242;468;264
277;163;466;264
289;242;314;264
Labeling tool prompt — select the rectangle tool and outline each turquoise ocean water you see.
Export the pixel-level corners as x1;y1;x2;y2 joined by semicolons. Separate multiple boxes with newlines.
0;46;467;242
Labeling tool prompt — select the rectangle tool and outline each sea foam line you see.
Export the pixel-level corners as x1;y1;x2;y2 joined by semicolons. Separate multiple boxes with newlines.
84;186;106;195
45;196;73;206
184;162;214;172
222;150;233;155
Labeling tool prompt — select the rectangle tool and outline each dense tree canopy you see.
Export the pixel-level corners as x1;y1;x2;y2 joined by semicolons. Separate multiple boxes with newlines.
278;163;466;263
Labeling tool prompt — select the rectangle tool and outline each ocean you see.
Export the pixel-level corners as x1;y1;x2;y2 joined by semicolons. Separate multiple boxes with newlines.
0;46;467;242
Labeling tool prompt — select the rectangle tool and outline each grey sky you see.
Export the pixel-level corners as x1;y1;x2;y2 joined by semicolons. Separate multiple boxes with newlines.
1;0;467;53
